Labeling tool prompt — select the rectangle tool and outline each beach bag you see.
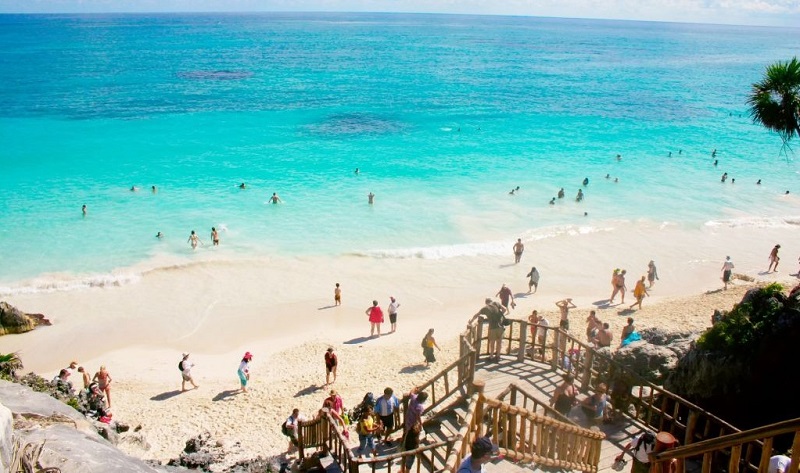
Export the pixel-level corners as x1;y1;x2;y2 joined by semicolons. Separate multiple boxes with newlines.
281;419;291;436
178;361;184;372
421;336;428;348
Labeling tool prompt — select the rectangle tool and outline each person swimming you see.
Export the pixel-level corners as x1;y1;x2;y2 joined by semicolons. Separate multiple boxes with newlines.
549;198;556;205
582;177;589;186
576;189;584;202
557;188;565;199
239;182;246;189
757;179;761;185
156;231;163;239
605;174;610;179
721;172;728;183
270;192;282;204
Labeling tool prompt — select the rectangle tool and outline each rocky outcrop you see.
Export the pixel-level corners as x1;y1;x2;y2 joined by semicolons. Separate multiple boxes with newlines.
610;328;701;384
0;380;165;473
1;403;11;472
0;301;51;336
166;431;278;472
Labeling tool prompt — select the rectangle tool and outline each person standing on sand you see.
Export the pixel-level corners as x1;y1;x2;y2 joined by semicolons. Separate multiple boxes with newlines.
647;261;659;288
629;276;649;310
187;230;202;250
721;256;734;290
610;269;627;304
496;283;515;311
324;347;337;386
92;366;112;408
237;352;252;393
387;296;400;333
526;266;540;293
334;283;342;306
555;298;576;330
513;238;524;264
422;328;441;367
366;300;384;338
593;322;614;348
77;366;91;389
180;353;198;392
585;310;601;342
768;244;781;272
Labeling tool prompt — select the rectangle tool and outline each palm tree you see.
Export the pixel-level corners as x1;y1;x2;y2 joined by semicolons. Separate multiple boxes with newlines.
747;57;800;147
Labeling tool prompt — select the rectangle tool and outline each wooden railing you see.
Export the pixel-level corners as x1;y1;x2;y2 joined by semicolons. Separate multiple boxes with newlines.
443;392;481;472
495;383;572;424
650;417;800;473
468;317;746;451
405;343;475;422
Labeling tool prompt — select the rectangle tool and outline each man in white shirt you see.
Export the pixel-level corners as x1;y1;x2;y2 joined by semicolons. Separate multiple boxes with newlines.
374;387;400;445
768;455;791;473
388;296;401;333
180;353;198;392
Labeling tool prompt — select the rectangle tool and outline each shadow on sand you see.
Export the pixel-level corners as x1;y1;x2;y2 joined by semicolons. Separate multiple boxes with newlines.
213;389;242;402
616;308;636;316
400;364;429;374
317;304;337;310
592;299;613;307
295;385;324;397
343;336;376;345
150;390;182;401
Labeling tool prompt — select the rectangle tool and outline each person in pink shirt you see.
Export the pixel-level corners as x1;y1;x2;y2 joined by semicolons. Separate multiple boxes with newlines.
365;300;384;338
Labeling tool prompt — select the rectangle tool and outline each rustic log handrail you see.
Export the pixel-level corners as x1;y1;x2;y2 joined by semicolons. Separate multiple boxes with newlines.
495;382;573;424
442;392;481;473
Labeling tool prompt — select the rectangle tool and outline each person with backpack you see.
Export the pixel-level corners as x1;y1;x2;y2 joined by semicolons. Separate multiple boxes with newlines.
476;298;507;362
421;328;441;367
614;430;657;473
179;353;198;392
282;408;304;455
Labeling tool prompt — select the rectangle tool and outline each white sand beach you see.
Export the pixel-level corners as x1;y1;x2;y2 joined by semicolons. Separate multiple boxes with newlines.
2;220;800;465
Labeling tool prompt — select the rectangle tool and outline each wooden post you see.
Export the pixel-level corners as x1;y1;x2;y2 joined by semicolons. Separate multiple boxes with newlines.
580;349;594;392
551;329;560;370
298;420;305;459
467;349;477;387
476;319;485;358
470;378;486;397
475;390;486;437
685;411;699;446
518;320;528;362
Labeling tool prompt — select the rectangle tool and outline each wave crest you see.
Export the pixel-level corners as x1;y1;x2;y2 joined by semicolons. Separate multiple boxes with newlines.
0;272;141;297
704;216;800;229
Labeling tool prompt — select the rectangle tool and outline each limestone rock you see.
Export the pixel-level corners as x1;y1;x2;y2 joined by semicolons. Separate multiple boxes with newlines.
1;403;12;473
0;301;51;336
611;329;701;384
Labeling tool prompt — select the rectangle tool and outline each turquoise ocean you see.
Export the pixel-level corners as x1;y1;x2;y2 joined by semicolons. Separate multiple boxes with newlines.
1;13;800;291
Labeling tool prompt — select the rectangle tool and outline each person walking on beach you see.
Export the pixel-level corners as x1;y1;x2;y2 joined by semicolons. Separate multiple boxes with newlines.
324;347;337;386
211;227;219;246
721;256;734;290
334;283;342;306
92;366;112;408
366;300;384;338
513;238;524;264
555;298;576;330
476;298;507;362
421;328;441;367
496;283;515;311
387;296;400;333
610;269;627;304
768;244;781;272
647;261;659;288
269;192;282;204
526;266;540;293
375;387;400;445
237;352;252;393
179;353;198;392
283;408;304;456
629;276;649;310
187;230;202;250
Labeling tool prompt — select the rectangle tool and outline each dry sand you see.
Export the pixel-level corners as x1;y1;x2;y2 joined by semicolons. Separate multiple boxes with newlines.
1;220;799;467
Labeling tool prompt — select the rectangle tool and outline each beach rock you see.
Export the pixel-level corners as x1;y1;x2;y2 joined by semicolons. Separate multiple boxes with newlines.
0;380;164;473
611;329;701;383
1;402;12;472
0;301;51;336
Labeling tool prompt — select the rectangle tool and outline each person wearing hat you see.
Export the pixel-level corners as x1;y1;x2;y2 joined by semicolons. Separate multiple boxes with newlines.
180;353;198;392
324;347;338;386
322;389;345;428
768;244;781;273
457;437;497;473
387;296;400;333
495;283;515;312
365;300;384;338
237;352;252;393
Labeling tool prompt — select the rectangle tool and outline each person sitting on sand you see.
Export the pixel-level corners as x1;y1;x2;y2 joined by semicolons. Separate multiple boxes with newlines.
768;244;781;273
621;317;635;345
180;353;198;392
237;352;252;393
629;276;649;310
86;382;108;417
92;365;112;408
593;322;614;348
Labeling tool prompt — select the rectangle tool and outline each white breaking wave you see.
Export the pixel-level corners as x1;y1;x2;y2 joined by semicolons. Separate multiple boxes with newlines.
352;224;613;260
704;216;800;229
0;272;142;297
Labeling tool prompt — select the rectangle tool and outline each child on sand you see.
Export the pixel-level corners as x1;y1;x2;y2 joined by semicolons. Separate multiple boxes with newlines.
334;283;342;306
